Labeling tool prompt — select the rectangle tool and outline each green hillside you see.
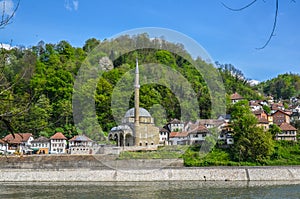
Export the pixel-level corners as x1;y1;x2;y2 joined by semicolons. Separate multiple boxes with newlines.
257;73;300;100
0;34;296;139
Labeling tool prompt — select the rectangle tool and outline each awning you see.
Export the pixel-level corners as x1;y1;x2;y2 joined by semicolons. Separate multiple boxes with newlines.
30;148;39;151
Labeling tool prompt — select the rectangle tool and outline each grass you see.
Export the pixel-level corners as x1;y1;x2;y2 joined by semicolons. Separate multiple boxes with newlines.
118;145;189;160
183;141;300;167
118;141;300;166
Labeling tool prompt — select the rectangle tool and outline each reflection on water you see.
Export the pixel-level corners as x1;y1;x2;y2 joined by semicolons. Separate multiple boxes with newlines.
0;181;300;199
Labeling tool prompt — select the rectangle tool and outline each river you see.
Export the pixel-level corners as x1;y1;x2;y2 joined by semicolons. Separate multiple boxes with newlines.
0;181;300;198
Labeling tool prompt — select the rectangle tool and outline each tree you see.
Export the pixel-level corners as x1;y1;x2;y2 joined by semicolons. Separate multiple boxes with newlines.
217;62;262;101
0;0;34;136
230;100;274;162
15;94;52;137
262;105;271;114
0;0;20;29
83;38;100;53
0;47;35;136
259;73;300;100
269;124;281;140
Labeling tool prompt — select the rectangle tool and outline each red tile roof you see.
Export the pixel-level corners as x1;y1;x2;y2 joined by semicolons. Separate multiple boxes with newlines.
188;124;209;133
230;92;243;100
271;109;291;116
271;103;284;110
169;132;188;138
50;132;67;140
280;123;297;131
2;133;33;144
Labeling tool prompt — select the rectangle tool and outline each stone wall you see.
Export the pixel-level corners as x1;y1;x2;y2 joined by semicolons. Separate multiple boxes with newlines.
0;155;300;182
0;155;183;170
1;167;300;182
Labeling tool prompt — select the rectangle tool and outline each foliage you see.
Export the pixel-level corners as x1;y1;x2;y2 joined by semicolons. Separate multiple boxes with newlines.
217;62;262;101
268;124;281;139
262;105;271;114
258;73;300;100
0;34;298;149
184;141;300;167
0;47;36;136
230;100;274;162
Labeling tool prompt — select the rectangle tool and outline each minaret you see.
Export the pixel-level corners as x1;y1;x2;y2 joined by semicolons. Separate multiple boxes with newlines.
134;59;140;145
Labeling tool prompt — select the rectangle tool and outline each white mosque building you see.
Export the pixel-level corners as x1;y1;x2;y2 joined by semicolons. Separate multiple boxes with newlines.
108;59;160;147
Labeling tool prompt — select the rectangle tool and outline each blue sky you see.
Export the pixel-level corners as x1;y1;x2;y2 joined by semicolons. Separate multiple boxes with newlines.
1;0;300;81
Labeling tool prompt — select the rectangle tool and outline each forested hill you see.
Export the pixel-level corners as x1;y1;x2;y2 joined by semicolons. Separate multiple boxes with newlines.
0;34;296;139
256;73;300;100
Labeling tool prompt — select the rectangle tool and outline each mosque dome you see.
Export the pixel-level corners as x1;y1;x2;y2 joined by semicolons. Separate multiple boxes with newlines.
124;107;152;118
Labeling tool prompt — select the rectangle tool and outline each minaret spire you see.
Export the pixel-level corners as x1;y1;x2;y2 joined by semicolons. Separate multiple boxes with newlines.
134;58;140;127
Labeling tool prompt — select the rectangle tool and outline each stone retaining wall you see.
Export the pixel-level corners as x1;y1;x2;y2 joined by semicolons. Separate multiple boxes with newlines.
1;167;300;182
0;155;300;182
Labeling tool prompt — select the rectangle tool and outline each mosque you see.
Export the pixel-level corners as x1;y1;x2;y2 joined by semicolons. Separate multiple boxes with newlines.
108;60;160;147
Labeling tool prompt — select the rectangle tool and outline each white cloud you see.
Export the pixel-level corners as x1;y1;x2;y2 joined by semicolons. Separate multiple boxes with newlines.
64;0;79;11
73;0;78;11
1;43;12;50
0;0;14;16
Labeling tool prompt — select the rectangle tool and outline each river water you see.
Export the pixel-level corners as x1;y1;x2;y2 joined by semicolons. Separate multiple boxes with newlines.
0;181;300;199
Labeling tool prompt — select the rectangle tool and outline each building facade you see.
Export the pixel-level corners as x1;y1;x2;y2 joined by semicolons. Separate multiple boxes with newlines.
50;132;67;153
31;136;50;154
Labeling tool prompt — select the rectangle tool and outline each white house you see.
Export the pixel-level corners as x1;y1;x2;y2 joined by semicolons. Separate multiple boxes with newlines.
197;119;225;130
159;127;169;145
31;136;50;154
68;134;94;155
249;101;263;111
186;124;210;145
69;134;93;147
169;132;188;145
2;133;34;154
166;119;184;132
0;139;6;154
275;123;297;141
230;92;244;104
50;132;67;154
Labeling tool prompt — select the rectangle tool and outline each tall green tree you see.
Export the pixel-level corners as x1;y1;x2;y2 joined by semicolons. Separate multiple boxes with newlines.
230;100;274;162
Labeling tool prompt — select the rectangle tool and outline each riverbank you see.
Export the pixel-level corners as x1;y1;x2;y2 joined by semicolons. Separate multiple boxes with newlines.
1;155;300;182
